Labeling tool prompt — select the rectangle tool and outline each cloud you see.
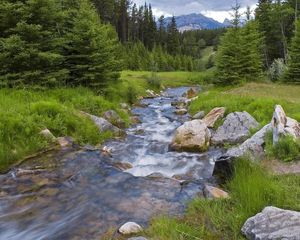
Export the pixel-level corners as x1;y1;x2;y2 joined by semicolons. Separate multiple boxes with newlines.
132;0;258;22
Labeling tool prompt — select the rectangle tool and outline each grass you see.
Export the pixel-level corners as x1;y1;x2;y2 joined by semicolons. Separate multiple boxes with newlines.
145;159;300;240
0;87;129;173
189;82;300;126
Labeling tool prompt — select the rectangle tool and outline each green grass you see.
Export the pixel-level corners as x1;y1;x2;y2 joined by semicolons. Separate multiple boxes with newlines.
0;87;129;173
146;159;300;240
189;82;300;125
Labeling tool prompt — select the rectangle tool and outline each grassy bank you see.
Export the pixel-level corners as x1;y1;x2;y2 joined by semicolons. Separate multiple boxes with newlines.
190;82;300;125
0;71;206;172
146;159;300;239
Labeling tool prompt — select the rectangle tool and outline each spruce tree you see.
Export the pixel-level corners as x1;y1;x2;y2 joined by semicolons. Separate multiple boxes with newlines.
285;20;300;83
167;16;180;55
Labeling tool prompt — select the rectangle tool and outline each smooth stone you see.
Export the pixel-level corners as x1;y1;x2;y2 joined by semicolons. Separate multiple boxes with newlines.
119;222;143;235
242;206;300;240
202;107;226;128
203;185;229;199
211;111;260;145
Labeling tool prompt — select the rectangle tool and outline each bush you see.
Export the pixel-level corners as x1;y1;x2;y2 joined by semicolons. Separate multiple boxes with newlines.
146;72;162;89
266;131;300;162
268;58;287;82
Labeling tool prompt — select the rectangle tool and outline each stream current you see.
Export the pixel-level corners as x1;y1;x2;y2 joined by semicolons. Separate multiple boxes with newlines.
0;87;222;239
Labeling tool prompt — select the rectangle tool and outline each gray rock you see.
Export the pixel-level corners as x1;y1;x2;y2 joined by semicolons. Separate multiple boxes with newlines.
119;222;143;235
271;105;287;144
224;124;271;159
285;117;300;139
40;129;56;141
211;112;260;145
83;112;125;136
175;108;188;115
242;206;300;240
203;185;229;199
127;237;148;240
103;110;126;129
192;111;205;120
202;107;226;128
171;120;211;152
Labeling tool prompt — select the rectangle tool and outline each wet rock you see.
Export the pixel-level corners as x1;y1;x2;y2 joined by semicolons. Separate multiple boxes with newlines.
57;137;73;148
101;146;113;157
211;112;260;145
127;237;148;240
171;120;211;152
40;129;56;141
202;107;226;128
119;222;143;235
171;100;187;109
103;110;126;129
241;206;300;240
182;87;199;99
145;89;158;98
113;162;133;171
175;109;188;115
192;111;205;120
147;172;165;179
203;185;229;199
131;116;142;124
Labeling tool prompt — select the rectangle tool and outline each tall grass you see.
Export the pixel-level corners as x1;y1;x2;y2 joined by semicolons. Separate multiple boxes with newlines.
0;88;128;172
146;159;300;239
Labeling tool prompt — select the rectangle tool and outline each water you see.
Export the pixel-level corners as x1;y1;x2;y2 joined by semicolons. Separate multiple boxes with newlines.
0;87;222;239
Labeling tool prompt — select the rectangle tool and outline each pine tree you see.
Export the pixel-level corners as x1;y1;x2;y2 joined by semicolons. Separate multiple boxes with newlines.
167;16;180;55
285;20;300;83
63;0;121;87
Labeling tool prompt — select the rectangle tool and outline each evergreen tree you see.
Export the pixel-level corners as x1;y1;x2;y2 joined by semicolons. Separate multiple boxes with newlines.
167;16;180;55
285;20;300;83
64;0;121;87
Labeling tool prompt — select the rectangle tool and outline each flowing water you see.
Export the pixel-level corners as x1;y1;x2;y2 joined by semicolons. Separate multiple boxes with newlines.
0;87;222;239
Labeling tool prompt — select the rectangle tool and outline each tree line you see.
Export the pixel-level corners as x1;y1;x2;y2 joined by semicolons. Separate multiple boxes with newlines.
215;0;300;85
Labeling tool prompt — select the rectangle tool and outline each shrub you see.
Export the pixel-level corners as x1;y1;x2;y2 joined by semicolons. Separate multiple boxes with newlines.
268;58;287;82
146;72;162;89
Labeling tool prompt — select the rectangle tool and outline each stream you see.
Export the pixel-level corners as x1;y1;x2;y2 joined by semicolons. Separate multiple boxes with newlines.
0;87;223;239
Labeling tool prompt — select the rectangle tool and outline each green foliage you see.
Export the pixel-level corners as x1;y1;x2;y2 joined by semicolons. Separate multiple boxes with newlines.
268;58;287;81
215;21;263;85
285;20;300;83
146;72;162;89
0;88;128;172
266;131;300;162
147;159;300;239
0;0;121;88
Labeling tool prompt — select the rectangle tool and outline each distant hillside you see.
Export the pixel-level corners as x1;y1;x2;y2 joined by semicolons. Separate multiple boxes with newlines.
164;13;226;32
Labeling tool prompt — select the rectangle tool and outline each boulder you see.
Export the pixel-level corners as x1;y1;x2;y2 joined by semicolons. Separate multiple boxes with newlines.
192;111;205;120
271;105;287;144
223;124;272;160
285;117;300;139
119;222;143;235
203;185;229;199
103;110;126;129
171;120;211;152
241;206;300;240
202;107;226;128
211;112;260;145
84;112;125;136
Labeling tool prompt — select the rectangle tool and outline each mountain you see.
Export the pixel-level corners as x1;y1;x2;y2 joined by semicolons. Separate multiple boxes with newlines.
164;13;225;32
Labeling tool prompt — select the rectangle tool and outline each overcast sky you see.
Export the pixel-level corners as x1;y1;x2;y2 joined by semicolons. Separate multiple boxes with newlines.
132;0;258;22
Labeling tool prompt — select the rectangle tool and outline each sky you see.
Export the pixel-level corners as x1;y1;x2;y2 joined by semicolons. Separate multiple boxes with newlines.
132;0;258;22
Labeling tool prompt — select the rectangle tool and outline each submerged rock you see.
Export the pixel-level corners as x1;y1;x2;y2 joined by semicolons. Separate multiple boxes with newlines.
103;110;126;129
211;112;259;145
119;222;143;235
242;206;300;240
202;107;226;128
171;120;211;152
